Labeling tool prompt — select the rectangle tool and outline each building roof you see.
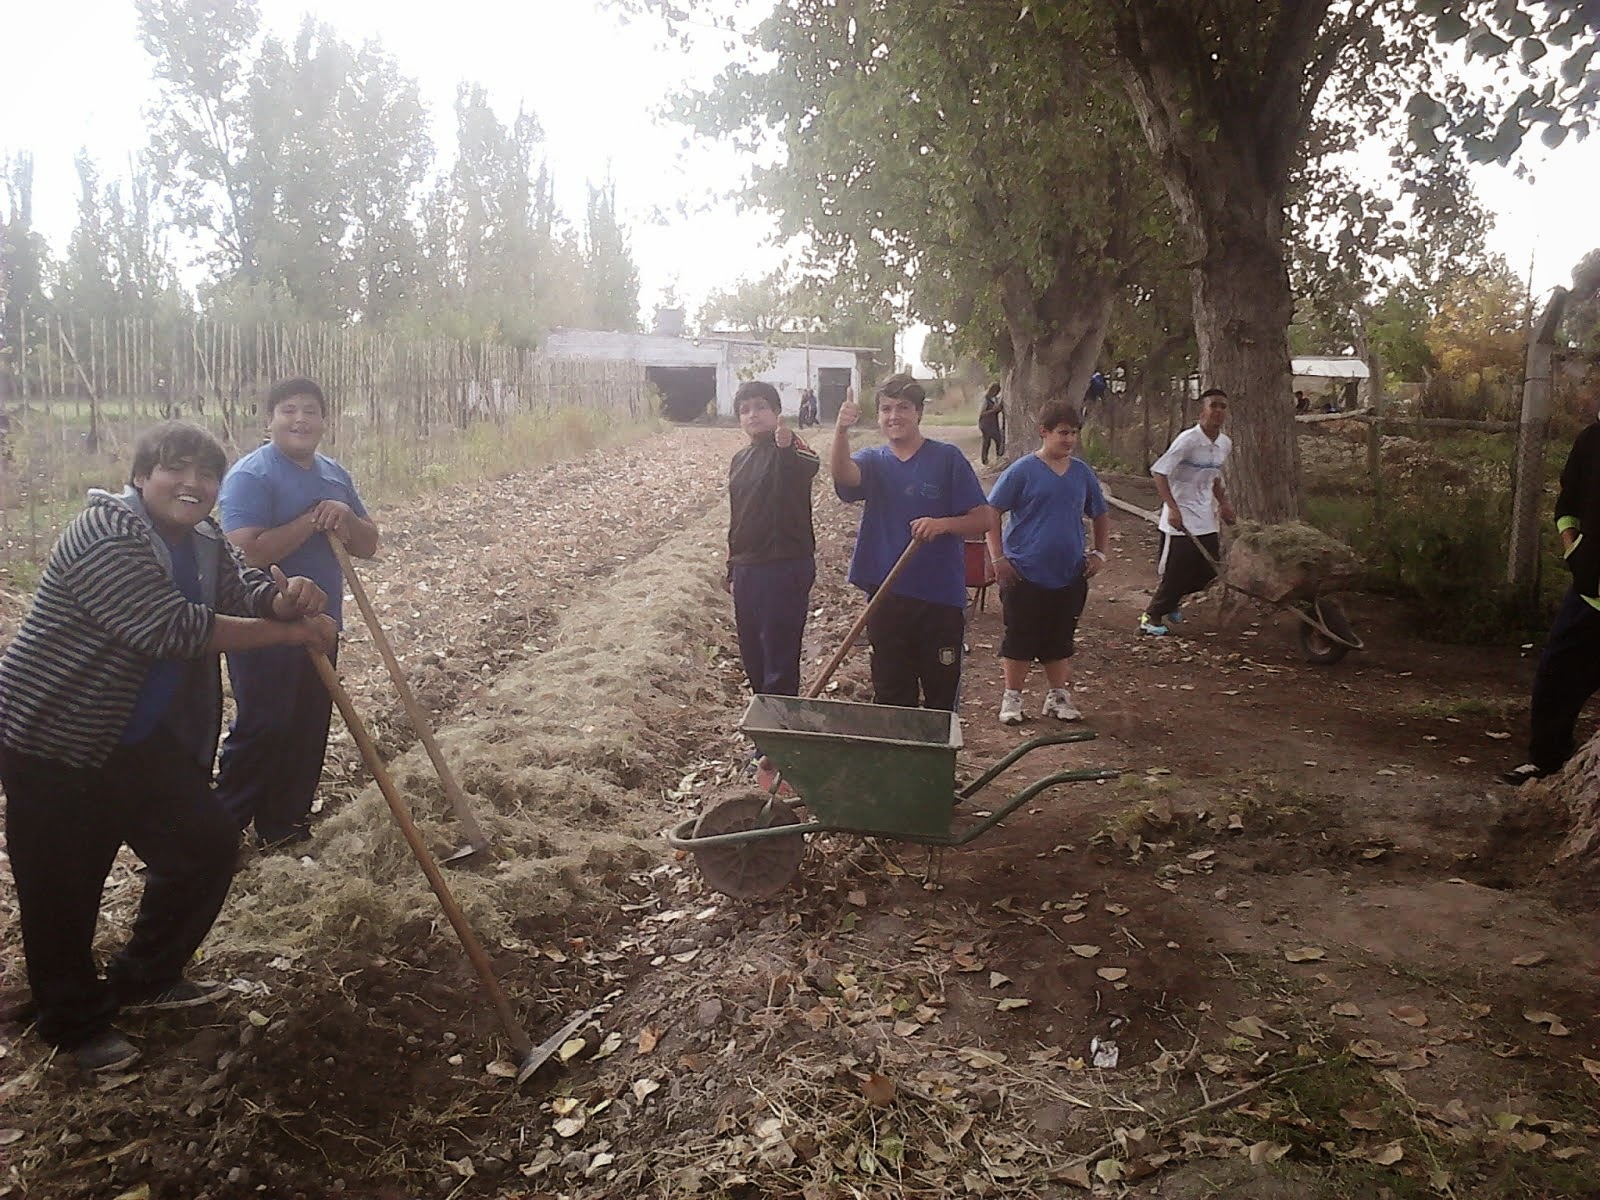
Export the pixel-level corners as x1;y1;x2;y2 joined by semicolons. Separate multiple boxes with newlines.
1292;356;1371;380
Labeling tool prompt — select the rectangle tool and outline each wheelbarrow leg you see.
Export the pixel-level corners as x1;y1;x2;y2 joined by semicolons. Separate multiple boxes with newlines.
921;846;946;891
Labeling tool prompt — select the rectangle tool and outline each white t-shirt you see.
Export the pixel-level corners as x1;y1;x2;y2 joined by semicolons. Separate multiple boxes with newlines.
1150;424;1232;535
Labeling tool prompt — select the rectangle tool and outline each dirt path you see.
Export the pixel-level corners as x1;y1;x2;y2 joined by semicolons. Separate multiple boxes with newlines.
2;425;1597;1199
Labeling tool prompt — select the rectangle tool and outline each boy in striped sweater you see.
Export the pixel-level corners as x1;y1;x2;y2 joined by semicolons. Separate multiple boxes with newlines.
0;422;335;1072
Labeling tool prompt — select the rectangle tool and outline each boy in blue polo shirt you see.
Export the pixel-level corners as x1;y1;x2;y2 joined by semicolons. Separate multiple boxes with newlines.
832;374;991;711
985;401;1110;725
217;377;380;847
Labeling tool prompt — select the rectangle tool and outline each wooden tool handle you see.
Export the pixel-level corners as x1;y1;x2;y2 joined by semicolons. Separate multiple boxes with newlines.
807;539;920;699
308;650;533;1060
329;537;489;849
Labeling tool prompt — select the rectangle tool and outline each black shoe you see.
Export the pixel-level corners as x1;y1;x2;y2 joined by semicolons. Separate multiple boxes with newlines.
119;979;229;1012
71;1029;140;1072
257;828;311;852
1497;763;1553;786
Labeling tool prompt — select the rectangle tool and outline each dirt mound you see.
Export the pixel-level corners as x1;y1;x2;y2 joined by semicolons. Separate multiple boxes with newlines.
220;510;733;954
1225;520;1361;603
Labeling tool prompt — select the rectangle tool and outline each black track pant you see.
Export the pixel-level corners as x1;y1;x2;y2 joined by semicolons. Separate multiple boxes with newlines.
865;590;966;711
1;728;236;1048
1527;586;1600;772
1148;531;1220;619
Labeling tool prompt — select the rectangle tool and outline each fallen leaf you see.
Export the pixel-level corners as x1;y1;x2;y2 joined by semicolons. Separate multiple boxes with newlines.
485;1060;519;1078
1051;1162;1093;1188
1523;1010;1572;1037
1094;1158;1124;1183
111;1188;151;1200
558;1037;587;1062
957;1046;1007;1068
1227;1016;1265;1039
553;1116;585;1138
1486;731;1512;740
1284;946;1327;963
1096;968;1129;982
1104;903;1130;916
637;1025;661;1055
1366;1141;1405;1165
1340;1107;1385;1131
996;997;1032;1011
1581;1057;1600;1085
1069;944;1102;959
989;971;1012;988
1512;952;1548;968
0;1130;23;1147
594;1031;624;1059
1361;847;1388;860
861;1072;897;1106
846;890;867;907
1330;1002;1364;1018
893;1019;923;1037
1551;1146;1590;1161
632;1078;660;1103
1390;1005;1429;1027
1247;1140;1291;1164
550;1096;581;1116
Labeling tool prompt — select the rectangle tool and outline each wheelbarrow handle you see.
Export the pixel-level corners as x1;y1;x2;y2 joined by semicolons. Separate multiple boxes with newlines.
807;539;920;699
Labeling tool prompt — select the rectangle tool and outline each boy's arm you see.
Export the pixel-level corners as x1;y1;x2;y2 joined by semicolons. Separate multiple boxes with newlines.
1554;425;1595;551
830;393;862;490
985;507;1016;585
910;505;993;543
1085;512;1111;577
1212;476;1236;524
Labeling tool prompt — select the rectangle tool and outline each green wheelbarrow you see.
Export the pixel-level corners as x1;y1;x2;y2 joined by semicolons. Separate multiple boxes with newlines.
666;694;1120;899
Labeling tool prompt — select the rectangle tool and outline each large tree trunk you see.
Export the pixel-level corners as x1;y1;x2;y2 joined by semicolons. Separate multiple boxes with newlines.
1187;197;1302;520
998;266;1114;459
1111;2;1338;522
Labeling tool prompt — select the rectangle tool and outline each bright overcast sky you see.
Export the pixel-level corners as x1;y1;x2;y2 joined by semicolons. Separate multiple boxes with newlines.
3;0;1597;330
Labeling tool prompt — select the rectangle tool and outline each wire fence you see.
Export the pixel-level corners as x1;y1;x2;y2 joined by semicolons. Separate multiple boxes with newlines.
0;313;650;569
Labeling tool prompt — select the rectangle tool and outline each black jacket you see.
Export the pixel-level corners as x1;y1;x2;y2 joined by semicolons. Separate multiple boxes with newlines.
727;434;819;577
1557;421;1600;597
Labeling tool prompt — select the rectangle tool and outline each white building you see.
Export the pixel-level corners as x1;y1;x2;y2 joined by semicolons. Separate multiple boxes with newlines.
543;328;874;422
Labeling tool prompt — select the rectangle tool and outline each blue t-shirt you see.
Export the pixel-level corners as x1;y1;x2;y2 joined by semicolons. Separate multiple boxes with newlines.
121;536;203;744
835;439;988;608
988;454;1109;589
219;442;368;627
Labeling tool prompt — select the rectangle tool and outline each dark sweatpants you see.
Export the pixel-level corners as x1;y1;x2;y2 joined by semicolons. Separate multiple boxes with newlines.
866;590;966;711
216;642;335;843
0;729;236;1048
732;558;815;696
979;422;1003;465
1148;531;1221;620
1527;586;1600;772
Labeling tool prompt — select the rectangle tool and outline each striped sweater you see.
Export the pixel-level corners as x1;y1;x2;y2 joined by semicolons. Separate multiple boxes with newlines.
0;492;279;768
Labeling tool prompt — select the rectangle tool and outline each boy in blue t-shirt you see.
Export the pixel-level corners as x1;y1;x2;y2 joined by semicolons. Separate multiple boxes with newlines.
217;377;380;847
985;401;1110;725
831;374;991;711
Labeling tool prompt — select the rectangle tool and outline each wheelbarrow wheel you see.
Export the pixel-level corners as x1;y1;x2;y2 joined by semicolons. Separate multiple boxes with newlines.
691;792;805;900
1298;597;1355;665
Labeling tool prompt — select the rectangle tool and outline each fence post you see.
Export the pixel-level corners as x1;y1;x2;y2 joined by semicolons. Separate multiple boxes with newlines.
1366;348;1385;523
1507;288;1570;591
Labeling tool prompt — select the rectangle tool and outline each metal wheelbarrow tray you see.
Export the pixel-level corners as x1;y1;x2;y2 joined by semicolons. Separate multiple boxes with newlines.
666;695;1119;898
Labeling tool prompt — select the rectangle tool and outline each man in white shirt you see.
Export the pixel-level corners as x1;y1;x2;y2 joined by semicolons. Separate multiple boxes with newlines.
1141;388;1236;636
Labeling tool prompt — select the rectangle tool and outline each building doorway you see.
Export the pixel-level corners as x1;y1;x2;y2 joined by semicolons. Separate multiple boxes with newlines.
817;367;852;422
648;366;717;422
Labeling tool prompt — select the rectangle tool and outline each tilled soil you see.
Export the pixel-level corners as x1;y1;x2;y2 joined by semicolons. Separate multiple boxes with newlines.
2;424;1597;1200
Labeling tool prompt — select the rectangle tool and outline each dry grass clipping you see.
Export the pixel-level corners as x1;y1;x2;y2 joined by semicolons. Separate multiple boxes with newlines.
218;508;732;954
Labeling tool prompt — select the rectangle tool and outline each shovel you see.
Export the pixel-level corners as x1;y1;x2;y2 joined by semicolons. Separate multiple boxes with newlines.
329;536;489;864
306;648;546;1083
806;538;919;698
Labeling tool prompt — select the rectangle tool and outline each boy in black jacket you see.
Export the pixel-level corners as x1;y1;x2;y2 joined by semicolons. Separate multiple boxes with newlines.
727;382;819;785
1502;417;1600;784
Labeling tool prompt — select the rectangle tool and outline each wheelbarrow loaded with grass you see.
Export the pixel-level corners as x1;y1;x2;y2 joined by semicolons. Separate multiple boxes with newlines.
1200;521;1366;665
668;544;1122;899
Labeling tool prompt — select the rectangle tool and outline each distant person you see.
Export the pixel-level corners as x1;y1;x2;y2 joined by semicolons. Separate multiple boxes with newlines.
217;377;380;849
985;400;1110;725
1140;388;1235;636
978;383;1005;465
833;375;991;710
1294;389;1309;414
727;381;819;791
797;387;819;429
1084;370;1108;417
0;422;333;1071
1502;412;1600;786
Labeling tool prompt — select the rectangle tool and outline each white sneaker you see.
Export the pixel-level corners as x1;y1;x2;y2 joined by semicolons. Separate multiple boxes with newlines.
998;690;1025;725
1042;687;1082;721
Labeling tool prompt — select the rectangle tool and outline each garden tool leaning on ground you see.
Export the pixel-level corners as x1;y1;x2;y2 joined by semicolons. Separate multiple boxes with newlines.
329;536;489;864
304;644;582;1085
